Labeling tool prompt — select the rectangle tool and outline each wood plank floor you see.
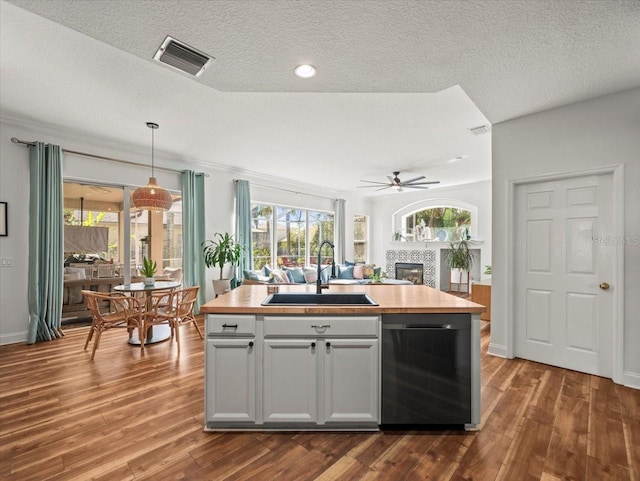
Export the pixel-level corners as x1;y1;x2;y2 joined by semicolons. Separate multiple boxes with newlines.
1;319;638;481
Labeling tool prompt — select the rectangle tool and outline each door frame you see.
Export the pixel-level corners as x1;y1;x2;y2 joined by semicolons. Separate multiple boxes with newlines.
506;164;624;383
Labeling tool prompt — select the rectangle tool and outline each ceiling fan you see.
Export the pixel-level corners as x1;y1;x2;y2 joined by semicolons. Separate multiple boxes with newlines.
358;171;440;192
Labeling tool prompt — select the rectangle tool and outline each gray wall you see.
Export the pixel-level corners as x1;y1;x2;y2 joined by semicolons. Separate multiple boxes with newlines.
491;87;640;388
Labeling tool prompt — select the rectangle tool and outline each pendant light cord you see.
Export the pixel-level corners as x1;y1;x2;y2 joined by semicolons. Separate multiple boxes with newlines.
151;126;155;178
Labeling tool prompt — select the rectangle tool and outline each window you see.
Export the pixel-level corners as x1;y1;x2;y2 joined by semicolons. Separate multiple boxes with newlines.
251;203;334;269
353;214;368;263
401;207;471;242
277;207;306;267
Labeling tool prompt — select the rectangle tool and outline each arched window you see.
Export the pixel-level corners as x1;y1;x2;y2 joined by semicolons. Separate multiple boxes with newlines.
393;199;477;242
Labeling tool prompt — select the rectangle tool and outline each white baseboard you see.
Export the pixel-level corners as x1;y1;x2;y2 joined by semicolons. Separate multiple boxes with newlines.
0;330;28;345
488;342;508;358
622;370;640;390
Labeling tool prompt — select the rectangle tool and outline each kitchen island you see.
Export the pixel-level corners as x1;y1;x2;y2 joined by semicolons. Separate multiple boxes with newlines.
200;283;484;431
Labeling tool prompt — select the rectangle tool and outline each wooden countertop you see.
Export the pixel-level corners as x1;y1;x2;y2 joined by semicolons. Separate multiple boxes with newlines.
200;284;485;315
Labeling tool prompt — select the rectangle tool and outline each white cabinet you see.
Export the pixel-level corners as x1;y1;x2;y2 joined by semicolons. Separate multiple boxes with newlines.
262;316;380;426
205;314;380;429
263;339;318;423
205;314;257;424
323;338;378;423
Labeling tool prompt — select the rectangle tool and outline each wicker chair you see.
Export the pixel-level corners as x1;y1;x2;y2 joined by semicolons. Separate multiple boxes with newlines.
81;290;144;359
144;286;201;353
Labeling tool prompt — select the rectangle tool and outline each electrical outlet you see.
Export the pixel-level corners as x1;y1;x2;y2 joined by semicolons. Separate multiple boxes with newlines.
0;257;14;267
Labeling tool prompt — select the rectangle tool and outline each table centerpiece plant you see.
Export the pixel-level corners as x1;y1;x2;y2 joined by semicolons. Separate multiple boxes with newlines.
140;256;157;286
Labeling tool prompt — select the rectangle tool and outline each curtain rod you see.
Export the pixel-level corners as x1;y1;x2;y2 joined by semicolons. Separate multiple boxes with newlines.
235;179;338;201
10;137;209;177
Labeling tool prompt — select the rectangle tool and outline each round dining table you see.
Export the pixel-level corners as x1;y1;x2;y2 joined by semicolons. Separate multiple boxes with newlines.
113;281;181;345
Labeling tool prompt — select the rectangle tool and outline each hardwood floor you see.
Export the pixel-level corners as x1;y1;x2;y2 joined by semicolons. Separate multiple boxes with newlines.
1;319;638;481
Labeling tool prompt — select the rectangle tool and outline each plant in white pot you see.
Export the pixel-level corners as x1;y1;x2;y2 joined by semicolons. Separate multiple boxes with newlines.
140;256;157;286
202;232;243;296
446;239;475;291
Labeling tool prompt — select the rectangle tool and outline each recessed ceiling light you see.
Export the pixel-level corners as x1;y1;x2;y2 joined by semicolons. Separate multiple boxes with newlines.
294;64;317;78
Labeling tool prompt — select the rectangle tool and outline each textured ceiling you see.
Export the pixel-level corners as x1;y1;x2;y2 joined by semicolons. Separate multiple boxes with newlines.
1;0;639;194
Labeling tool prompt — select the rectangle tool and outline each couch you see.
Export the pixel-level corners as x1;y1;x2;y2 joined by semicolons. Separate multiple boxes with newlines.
243;264;412;286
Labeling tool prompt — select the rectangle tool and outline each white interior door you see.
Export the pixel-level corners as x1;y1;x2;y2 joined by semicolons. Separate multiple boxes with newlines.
515;174;614;377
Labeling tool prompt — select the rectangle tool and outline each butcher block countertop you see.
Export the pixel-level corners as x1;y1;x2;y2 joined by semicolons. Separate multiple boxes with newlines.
200;283;485;315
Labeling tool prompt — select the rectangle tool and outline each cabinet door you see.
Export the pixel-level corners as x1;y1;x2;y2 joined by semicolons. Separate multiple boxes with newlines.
263;339;318;423
206;338;255;423
323;339;379;423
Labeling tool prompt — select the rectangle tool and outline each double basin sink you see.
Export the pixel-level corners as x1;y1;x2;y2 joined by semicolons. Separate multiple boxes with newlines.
262;292;378;306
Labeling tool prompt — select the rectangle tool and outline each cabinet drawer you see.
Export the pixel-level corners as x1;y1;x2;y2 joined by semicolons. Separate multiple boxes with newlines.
207;315;256;336
264;316;378;337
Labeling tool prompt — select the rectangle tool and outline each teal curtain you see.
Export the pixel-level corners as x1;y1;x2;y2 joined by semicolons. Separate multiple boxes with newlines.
27;142;64;344
334;198;346;264
235;180;253;277
181;170;206;311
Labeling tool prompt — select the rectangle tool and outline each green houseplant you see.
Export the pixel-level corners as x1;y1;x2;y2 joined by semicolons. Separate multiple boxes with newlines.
202;232;243;295
446;239;475;291
140;256;157;286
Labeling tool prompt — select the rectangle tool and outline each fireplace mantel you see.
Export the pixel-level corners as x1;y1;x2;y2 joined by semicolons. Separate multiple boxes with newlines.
385;239;485;291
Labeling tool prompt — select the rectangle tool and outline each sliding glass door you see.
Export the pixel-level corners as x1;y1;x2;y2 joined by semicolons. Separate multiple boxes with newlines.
63;181;182;277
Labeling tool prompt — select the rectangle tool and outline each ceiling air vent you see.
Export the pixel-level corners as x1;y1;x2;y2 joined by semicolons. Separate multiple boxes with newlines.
154;36;213;77
470;125;491;136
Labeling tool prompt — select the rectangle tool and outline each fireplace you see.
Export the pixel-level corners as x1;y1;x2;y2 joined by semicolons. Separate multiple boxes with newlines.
395;262;424;285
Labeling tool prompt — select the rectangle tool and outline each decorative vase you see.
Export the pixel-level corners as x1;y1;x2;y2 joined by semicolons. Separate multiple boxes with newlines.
144;277;155;286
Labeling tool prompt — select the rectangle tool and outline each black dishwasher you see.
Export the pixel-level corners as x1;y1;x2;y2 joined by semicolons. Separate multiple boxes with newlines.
382;313;471;426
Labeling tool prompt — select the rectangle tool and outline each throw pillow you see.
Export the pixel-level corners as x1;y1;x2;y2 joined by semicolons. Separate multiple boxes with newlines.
344;260;356;266
262;265;272;277
270;269;289;283
289;267;306;283
352;265;364;279
362;264;375;279
244;269;260;281
338;265;354;279
303;267;318;284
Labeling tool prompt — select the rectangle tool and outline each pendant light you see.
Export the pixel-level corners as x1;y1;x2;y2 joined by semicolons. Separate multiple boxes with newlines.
132;122;173;211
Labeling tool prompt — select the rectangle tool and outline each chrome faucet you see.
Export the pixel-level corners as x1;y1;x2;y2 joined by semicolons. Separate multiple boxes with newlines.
316;240;335;294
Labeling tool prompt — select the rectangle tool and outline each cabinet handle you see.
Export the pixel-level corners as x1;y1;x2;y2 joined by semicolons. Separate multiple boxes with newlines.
311;324;331;329
222;324;238;329
326;342;331;348
248;341;254;347
311;342;316;348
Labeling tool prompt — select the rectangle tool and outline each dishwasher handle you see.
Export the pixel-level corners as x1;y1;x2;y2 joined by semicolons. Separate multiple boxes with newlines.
382;323;464;330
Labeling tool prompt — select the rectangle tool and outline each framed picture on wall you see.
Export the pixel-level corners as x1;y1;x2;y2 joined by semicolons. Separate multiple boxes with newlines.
0;202;7;236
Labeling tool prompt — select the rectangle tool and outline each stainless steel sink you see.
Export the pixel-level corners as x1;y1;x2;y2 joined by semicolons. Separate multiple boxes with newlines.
261;292;378;306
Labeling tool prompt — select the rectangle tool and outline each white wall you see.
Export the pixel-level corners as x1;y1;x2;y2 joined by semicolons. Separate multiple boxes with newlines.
368;180;492;276
491;87;640;387
0;117;359;344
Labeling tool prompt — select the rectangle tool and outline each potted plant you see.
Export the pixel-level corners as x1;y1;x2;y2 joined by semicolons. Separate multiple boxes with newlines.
140;256;157;286
202;232;243;296
446;239;475;291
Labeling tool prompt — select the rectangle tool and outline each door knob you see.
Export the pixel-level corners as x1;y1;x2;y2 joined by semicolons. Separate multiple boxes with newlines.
599;282;610;290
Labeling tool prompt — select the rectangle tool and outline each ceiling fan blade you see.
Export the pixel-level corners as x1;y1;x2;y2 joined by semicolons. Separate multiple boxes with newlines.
405;180;440;186
405;185;431;190
358;184;390;188
400;175;425;184
375;185;391;191
397;186;404;192
359;180;390;185
387;175;397;184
